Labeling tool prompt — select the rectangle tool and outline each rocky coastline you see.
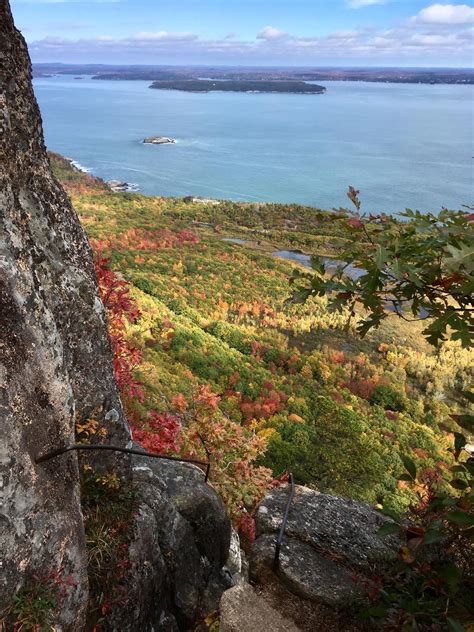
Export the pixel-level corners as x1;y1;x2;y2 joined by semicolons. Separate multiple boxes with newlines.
64;158;138;193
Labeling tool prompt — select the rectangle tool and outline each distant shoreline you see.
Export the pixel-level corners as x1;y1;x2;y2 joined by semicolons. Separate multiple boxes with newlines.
32;64;474;86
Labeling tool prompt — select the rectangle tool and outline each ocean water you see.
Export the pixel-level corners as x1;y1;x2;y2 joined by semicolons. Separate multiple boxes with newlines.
33;76;473;214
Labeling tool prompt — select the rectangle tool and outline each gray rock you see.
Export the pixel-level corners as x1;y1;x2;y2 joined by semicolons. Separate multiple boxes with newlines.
256;485;399;568
251;535;363;607
107;179;129;192
148;458;231;571
251;484;400;609
219;583;301;632
143;136;176;145
105;503;171;631
93;458;231;631
226;529;242;577
121;457;231;630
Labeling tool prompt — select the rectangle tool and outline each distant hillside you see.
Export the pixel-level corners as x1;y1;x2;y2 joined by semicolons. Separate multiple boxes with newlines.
50;152;473;519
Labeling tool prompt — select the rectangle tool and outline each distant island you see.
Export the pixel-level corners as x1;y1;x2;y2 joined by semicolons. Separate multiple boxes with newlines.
143;136;176;144
149;79;326;94
32;63;474;85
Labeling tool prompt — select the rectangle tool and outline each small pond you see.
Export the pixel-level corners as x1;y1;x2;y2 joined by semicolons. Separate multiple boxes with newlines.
272;250;365;281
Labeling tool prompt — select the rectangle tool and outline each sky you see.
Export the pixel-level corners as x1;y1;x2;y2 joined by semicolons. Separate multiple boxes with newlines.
11;0;474;67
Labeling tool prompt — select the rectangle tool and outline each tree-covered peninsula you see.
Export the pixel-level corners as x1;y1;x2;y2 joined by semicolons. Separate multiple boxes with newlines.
149;79;326;93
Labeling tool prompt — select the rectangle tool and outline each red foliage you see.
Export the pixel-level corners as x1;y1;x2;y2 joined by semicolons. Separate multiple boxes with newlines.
228;371;240;388
95;255;141;323
331;350;346;364
344;378;377;401
239;382;287;422
12;568;76;632
347;217;364;229
251;340;267;360
160;318;175;351
94;251;182;454
171;393;188;412
413;448;429;459
195;384;221;410
91;228;199;253
131;412;181;454
95;254;144;402
235;511;256;551
269;471;289;488
331;391;346;405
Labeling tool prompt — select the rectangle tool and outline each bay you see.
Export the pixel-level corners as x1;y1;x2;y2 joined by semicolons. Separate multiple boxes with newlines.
33;76;473;214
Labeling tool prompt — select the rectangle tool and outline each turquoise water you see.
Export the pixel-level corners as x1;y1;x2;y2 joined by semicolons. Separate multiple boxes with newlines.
33;76;473;213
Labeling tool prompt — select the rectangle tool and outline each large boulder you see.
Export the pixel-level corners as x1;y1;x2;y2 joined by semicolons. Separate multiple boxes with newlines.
251;485;400;609
104;459;232;631
251;535;363;607
127;458;232;630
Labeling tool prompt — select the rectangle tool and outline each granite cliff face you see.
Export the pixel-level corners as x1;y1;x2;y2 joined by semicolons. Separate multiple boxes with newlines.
0;2;230;628
0;0;124;625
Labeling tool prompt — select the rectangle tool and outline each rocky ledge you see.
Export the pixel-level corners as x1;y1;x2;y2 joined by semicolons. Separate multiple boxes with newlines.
250;484;401;610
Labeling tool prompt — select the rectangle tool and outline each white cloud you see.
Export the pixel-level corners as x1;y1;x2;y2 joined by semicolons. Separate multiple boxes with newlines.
131;31;198;42
414;3;474;25
327;29;363;39
410;32;460;45
257;26;288;40
346;0;385;8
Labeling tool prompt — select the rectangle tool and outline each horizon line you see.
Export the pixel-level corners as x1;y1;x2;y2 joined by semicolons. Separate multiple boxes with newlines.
32;62;474;71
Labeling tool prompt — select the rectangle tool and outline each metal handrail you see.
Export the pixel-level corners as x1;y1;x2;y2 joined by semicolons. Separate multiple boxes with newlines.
273;472;295;569
35;443;211;482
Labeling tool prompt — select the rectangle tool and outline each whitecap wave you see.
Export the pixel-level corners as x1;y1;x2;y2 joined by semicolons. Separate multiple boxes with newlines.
68;158;92;173
125;183;140;192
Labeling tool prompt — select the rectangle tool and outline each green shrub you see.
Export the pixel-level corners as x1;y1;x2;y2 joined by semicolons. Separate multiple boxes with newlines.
371;384;406;412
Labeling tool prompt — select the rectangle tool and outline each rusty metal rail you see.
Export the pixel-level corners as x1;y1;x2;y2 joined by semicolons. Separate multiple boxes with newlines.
273;472;295;569
35;443;211;482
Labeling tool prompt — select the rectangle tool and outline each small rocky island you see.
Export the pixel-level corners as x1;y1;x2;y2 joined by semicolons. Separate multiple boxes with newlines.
143;136;176;144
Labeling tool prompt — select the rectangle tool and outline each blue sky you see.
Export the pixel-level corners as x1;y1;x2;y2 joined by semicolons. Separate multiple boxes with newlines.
11;1;474;66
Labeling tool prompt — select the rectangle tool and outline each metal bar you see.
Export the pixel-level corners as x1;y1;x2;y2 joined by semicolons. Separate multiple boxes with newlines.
273;472;295;569
197;433;211;482
35;443;211;481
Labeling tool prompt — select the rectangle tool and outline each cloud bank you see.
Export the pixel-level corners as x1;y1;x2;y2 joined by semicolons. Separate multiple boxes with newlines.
26;4;474;65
